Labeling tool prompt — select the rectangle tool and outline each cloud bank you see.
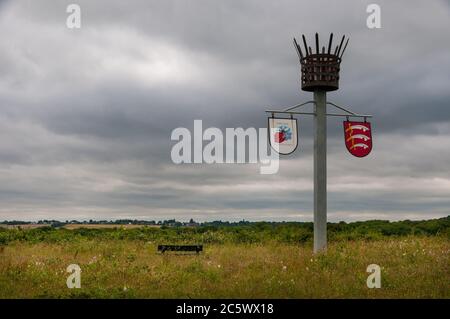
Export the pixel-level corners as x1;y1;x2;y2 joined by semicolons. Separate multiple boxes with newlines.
0;0;449;221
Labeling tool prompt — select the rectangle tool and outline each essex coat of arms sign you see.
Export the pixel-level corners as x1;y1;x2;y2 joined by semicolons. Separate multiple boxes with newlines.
343;120;372;157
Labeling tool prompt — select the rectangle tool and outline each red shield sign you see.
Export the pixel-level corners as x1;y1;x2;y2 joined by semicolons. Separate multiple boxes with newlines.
343;121;372;157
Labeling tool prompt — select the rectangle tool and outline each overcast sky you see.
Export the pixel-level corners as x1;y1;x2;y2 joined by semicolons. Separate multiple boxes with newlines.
0;0;449;222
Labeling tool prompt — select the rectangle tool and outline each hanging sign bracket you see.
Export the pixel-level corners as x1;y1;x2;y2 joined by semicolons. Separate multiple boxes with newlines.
265;101;372;119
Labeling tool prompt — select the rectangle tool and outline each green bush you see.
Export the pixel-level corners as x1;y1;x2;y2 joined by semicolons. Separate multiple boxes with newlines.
0;216;448;245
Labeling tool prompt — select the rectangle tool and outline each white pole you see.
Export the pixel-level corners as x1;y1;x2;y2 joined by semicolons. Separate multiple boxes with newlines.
313;90;327;253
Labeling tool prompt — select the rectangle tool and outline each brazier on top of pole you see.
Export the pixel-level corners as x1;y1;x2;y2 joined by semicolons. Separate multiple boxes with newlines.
294;33;348;92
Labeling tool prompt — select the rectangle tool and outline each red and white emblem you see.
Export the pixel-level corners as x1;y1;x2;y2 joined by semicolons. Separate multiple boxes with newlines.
343;121;372;157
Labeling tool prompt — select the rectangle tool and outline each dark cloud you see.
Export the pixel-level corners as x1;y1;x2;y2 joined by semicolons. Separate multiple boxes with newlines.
0;0;449;221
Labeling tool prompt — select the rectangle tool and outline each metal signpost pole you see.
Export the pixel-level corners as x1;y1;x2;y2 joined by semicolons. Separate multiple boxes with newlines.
313;90;327;253
266;33;372;253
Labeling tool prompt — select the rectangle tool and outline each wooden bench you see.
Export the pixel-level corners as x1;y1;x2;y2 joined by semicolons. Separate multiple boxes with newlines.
158;245;203;254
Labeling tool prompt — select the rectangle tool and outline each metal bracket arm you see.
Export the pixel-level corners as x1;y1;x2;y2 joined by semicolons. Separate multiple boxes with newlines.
265;100;373;119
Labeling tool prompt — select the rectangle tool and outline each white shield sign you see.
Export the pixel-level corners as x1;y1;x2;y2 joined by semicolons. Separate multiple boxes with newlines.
268;117;298;155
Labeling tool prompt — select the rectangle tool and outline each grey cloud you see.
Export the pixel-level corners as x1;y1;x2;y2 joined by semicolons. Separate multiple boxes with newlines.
0;0;449;221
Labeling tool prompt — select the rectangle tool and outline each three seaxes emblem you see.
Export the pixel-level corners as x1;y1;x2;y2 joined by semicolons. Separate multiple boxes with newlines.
343;120;372;157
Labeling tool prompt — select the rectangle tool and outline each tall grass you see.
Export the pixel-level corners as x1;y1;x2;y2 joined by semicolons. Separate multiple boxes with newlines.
0;236;448;298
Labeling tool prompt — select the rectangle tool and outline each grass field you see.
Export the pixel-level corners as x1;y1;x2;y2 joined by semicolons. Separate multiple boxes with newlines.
0;234;448;298
0;224;159;230
0;224;51;230
62;224;159;230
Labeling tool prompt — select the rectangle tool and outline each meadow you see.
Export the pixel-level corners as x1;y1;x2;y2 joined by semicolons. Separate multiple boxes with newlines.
0;217;448;298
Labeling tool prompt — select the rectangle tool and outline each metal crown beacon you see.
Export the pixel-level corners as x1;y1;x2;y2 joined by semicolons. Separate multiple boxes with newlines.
266;33;373;253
